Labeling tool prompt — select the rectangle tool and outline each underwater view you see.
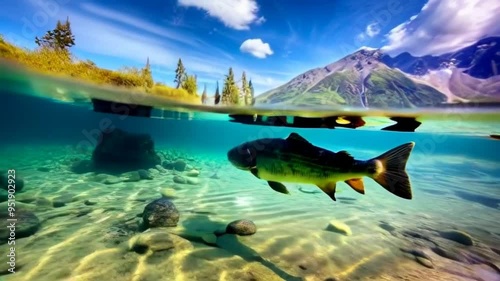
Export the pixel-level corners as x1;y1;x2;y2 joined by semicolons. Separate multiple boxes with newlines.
1;0;499;281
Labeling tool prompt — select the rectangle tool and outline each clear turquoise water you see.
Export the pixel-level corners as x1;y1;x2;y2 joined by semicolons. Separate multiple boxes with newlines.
0;66;499;281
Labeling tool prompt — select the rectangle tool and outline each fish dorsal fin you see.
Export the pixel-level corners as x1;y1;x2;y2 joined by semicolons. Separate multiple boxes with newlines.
286;133;311;145
335;150;355;165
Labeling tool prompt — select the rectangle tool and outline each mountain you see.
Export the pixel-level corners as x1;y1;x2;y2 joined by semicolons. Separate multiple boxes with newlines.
381;37;499;79
256;37;500;107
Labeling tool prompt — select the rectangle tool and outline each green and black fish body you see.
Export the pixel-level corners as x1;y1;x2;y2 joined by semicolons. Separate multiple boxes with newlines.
227;132;415;202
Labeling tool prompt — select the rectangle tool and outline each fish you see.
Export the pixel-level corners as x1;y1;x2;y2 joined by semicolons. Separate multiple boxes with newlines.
227;132;415;202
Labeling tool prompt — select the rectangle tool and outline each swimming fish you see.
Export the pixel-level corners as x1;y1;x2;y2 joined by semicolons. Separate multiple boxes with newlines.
227;132;415;202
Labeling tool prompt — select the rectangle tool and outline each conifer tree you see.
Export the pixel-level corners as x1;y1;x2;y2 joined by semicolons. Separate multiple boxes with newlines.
174;58;186;89
222;67;239;105
241;71;251;105
201;83;207;104
35;17;75;52
182;74;197;95
214;81;221;105
141;57;154;88
249;79;255;105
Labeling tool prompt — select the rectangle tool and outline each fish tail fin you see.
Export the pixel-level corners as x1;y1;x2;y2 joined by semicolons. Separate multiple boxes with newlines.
369;142;415;200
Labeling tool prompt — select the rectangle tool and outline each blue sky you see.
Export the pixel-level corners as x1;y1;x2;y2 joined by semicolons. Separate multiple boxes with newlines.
1;0;499;95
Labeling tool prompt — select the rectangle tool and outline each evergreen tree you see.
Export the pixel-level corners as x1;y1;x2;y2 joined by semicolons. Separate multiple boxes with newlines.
201;83;207;104
182;74;197;95
174;58;186;89
241;71;251;105
35;17;75;52
214;81;221;105
222;67;239;105
249;79;255;105
141;57;154;88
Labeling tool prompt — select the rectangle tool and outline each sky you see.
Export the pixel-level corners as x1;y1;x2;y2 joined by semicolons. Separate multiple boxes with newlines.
1;0;499;95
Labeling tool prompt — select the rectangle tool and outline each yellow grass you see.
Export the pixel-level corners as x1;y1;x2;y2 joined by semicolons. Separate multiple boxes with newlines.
0;35;200;104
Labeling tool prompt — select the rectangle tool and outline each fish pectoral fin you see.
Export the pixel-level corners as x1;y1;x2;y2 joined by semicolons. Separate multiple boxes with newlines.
267;181;290;194
250;167;260;179
317;182;337;201
345;178;365;194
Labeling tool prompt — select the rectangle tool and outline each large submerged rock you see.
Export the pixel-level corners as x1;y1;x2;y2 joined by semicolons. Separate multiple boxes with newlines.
142;198;180;228
91;129;161;173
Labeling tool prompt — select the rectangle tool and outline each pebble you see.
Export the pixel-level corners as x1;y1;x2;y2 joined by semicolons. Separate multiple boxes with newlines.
401;248;434;268
325;221;352;236
160;188;176;199
138;169;153;180
129;229;193;254
52;193;75;208
155;165;167;173
171;160;187;171
148;168;160;176
103;176;123;185
0;171;25;192
185;169;200;177
0;210;40;239
186;177;199;185
432;246;468;263
84;200;97;206
37;167;51;172
226;219;257;236
142;198;180;228
416;256;434;268
173;175;187;184
438;230;474;246
121;171;141;182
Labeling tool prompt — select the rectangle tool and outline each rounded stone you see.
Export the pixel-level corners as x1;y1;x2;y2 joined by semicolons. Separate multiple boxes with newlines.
173;175;187;184
226;219;257;236
325;220;352;236
0;171;25;192
185;169;200;177
0;210;40;239
172;160;187;171
438;230;474;246
142;198;180;228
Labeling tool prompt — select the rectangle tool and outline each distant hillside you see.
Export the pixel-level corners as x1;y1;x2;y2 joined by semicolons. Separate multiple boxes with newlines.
256;37;500;107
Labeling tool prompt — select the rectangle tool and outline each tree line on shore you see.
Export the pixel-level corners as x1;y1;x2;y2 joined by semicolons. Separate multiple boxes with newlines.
1;17;255;105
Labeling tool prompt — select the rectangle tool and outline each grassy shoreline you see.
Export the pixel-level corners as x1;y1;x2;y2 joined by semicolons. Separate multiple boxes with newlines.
0;35;201;104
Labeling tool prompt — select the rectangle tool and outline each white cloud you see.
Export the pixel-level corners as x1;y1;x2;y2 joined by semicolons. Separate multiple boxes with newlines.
255;16;266;25
47;4;238;80
240;38;274;58
356;22;380;43
67;13;177;66
356;33;366;42
80;3;198;47
12;1;282;95
381;0;500;56
366;23;381;37
177;0;262;30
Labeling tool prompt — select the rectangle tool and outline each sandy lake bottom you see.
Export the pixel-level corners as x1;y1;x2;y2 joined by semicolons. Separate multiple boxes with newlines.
0;144;499;281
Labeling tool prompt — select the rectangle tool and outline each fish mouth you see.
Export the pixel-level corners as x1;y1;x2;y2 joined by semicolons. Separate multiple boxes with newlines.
227;145;255;170
228;160;251;170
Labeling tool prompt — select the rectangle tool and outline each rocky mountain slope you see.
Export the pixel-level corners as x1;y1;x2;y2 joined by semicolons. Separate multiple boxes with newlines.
256;37;499;107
